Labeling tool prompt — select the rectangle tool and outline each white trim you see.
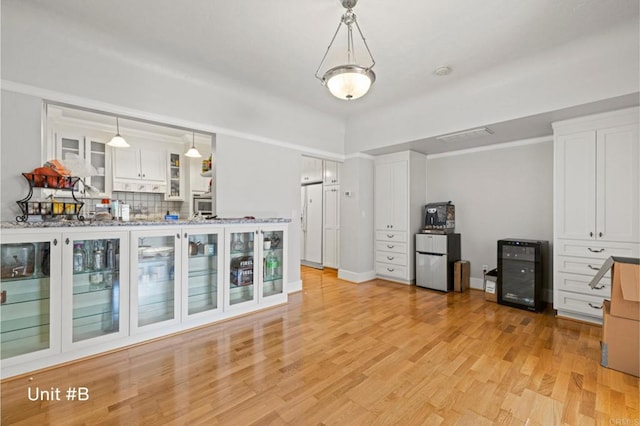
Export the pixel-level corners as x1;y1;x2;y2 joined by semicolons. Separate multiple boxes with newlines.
2;79;345;162
426;135;553;160
470;277;484;290
552;106;639;133
345;152;375;160
338;268;376;283
287;279;303;293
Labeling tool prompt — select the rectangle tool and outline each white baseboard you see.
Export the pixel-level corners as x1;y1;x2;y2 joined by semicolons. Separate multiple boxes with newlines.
470;277;484;290
288;280;302;293
338;269;376;283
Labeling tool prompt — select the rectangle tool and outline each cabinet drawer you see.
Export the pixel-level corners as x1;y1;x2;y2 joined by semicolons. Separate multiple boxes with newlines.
375;252;407;266
555;271;610;298
555;239;638;259
375;241;407;254
555;290;605;318
375;263;407;280
555;255;612;278
375;231;407;243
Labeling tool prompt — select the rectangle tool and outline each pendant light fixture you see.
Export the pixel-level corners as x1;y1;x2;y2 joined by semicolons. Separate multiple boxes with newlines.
107;116;130;148
315;0;376;100
184;131;202;158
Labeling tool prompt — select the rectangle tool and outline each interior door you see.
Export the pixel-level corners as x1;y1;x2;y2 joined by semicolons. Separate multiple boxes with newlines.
300;186;306;260
304;184;323;264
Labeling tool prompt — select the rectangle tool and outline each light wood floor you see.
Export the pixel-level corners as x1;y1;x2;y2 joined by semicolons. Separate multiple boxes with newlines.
2;267;638;425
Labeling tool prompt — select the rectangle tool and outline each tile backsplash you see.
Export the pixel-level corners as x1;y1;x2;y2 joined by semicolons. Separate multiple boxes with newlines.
83;191;188;219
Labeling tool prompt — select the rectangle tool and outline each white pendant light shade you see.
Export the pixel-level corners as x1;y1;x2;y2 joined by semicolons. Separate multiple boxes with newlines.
325;65;375;100
107;117;130;148
184;132;202;158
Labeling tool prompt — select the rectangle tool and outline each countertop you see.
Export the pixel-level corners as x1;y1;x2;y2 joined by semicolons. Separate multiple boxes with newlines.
0;217;291;229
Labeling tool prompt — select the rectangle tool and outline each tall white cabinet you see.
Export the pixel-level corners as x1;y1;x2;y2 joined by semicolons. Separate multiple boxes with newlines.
323;161;341;269
374;151;427;284
553;107;639;324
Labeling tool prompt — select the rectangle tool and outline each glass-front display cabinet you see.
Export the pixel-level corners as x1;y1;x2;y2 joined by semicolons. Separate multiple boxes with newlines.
224;226;287;311
61;231;129;349
131;229;181;333
0;234;61;362
261;229;286;299
181;228;223;321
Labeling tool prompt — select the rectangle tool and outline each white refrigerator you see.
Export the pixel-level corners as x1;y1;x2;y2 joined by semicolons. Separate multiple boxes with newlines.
300;183;323;266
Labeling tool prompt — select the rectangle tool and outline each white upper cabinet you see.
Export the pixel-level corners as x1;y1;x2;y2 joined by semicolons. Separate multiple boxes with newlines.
555;115;639;243
301;156;323;184
323;160;340;185
375;160;408;232
114;148;166;182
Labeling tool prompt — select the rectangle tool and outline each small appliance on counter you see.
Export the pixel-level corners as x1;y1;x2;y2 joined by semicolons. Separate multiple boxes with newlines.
422;201;455;234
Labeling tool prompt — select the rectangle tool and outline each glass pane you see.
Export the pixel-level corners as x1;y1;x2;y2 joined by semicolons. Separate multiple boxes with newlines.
1;242;51;359
229;232;254;305
71;238;121;342
263;231;284;297
137;236;175;326
187;233;218;315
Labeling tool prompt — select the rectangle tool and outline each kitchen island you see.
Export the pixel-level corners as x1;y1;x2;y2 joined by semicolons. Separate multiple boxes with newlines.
0;218;290;378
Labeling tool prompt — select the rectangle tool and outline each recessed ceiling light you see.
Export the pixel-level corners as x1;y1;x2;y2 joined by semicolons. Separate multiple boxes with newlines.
433;66;452;76
435;127;494;142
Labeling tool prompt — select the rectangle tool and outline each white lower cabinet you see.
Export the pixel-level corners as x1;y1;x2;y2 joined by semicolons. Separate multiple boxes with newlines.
1;221;288;379
224;225;287;313
61;230;130;350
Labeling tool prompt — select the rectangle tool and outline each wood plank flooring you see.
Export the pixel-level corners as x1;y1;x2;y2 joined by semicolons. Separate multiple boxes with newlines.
2;267;638;425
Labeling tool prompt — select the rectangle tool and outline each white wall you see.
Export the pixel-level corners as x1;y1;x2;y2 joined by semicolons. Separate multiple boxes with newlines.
338;156;375;282
215;134;302;286
426;138;554;296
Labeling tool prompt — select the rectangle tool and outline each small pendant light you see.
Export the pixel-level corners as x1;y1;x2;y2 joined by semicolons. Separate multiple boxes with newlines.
107;117;130;148
185;131;202;158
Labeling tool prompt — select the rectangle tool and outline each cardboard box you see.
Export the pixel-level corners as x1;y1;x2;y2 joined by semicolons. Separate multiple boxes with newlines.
589;257;640;321
484;269;497;302
454;260;470;292
601;300;639;377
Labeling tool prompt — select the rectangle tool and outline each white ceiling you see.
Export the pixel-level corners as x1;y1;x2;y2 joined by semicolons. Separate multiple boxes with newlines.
19;0;640;153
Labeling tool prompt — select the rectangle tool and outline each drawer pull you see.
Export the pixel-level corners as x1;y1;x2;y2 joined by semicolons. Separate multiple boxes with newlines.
588;248;604;253
386;245;395;249
387;268;395;272
386;256;395;260
588;303;603;310
387;234;394;238
592;284;605;290
587;265;600;270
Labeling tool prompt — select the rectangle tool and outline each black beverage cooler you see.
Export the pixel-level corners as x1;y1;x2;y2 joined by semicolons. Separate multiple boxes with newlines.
497;239;548;312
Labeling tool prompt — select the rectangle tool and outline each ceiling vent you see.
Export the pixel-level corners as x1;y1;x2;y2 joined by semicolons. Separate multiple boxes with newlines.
435;127;494;142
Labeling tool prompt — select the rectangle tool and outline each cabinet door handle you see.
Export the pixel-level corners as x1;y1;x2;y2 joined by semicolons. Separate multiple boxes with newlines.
138;173;141;177
176;233;180;239
184;233;187;238
142;174;146;178
387;256;394;260
390;225;393;229
53;239;58;246
386;268;395;272
599;232;603;237
588;248;604;253
587;265;600;270
588;303;603;310
589;232;593;237
65;238;70;245
386;245;394;249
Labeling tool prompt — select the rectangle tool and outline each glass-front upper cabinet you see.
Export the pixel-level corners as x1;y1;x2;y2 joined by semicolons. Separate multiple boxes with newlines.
61;231;129;349
225;228;258;310
165;152;184;201
0;234;61;363
181;228;223;321
131;229;181;333
261;228;286;300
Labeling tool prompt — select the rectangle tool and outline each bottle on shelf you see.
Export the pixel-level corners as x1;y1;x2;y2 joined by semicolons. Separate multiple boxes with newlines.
266;252;279;280
73;243;86;273
105;241;115;269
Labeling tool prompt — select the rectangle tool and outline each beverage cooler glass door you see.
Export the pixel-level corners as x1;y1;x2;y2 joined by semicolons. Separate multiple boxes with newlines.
262;230;284;298
66;237;123;343
228;231;256;306
500;244;537;308
1;239;57;359
185;231;221;317
136;235;177;327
